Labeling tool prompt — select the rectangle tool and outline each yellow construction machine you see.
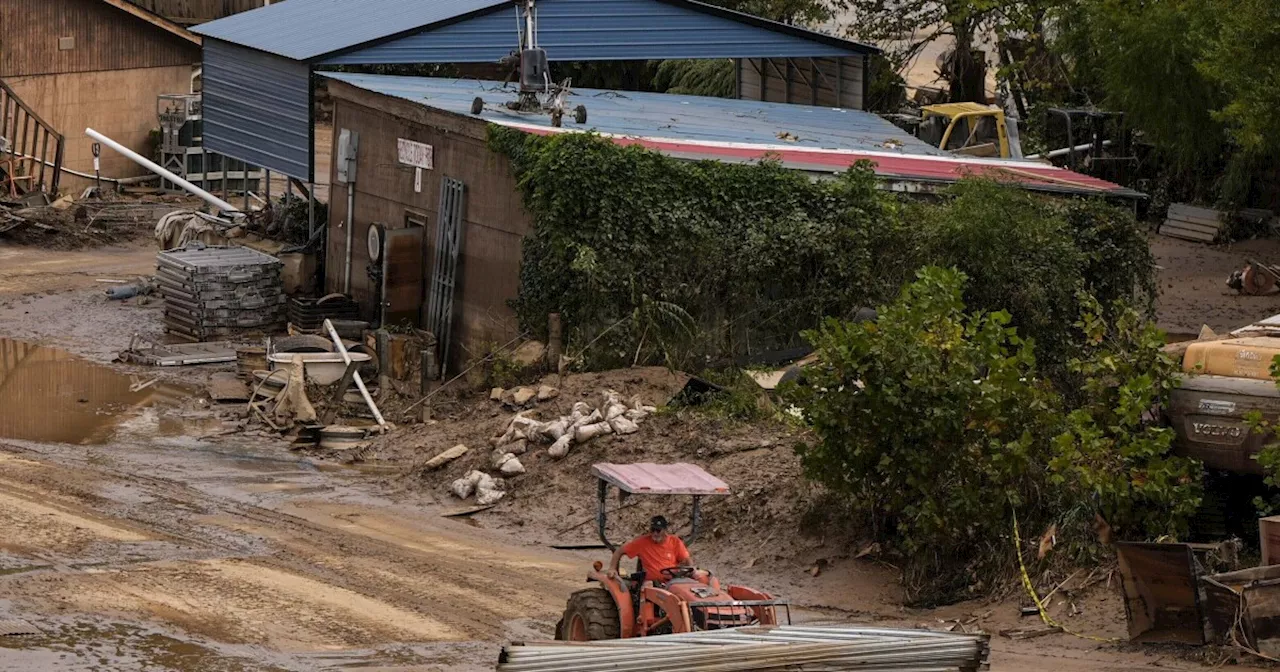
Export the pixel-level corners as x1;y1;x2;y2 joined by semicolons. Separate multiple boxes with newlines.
915;102;1020;158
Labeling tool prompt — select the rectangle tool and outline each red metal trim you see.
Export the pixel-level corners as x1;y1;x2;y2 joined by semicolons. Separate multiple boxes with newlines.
513;125;1132;196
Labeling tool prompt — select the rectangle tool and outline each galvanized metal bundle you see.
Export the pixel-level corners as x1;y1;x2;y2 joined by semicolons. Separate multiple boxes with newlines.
498;625;990;671
156;245;285;342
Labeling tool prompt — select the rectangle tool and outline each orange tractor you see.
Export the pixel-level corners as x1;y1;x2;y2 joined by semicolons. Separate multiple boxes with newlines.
555;462;791;641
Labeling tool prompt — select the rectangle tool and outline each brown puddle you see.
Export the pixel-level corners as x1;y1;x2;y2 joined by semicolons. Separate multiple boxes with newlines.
0;338;190;445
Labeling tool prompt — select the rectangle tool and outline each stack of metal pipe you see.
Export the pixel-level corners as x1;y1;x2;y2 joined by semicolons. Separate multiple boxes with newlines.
498;624;990;671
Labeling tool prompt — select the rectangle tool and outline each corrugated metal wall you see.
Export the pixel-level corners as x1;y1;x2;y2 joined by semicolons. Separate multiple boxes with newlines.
202;38;312;180
321;0;857;64
737;56;865;109
124;0;275;25
0;0;200;78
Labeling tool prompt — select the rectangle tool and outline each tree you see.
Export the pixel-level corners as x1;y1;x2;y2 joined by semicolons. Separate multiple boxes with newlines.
840;1;1063;103
1195;0;1280;156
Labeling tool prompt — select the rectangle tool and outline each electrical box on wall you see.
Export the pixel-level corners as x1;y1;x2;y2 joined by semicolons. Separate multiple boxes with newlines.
337;129;359;184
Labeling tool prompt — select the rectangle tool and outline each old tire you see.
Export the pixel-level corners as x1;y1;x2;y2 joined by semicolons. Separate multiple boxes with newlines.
558;588;620;641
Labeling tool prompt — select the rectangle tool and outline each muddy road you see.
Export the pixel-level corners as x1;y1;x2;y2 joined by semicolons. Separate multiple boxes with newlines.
0;430;583;670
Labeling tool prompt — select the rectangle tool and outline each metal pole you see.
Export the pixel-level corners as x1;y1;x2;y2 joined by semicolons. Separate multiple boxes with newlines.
85;128;238;213
343;181;355;293
308;182;315;236
323;319;386;428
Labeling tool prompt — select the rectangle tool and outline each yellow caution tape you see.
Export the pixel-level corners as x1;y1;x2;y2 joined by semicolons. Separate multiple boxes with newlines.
1011;511;1121;643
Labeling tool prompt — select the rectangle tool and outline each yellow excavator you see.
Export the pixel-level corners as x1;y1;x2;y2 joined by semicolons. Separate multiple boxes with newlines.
914;102;1021;159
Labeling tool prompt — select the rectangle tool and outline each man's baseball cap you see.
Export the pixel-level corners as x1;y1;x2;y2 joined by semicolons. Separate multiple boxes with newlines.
649;516;670;532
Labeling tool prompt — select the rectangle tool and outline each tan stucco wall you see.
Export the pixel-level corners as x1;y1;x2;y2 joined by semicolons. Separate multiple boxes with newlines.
6;64;196;191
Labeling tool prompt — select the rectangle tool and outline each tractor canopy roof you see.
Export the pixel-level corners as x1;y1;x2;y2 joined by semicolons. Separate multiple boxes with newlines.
592;463;730;496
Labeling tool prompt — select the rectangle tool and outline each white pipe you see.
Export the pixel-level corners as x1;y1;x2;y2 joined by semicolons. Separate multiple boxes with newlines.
85;127;240;215
323;319;386;429
1027;139;1113;160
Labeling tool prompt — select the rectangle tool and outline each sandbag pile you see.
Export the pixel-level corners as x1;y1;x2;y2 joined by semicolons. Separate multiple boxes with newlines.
494;389;656;461
449;389;657;505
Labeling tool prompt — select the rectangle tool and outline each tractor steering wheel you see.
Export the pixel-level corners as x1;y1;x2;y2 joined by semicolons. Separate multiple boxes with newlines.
661;566;696;580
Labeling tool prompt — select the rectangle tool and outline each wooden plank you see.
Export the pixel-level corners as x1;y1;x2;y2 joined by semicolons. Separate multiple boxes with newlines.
1161;226;1216;242
1168;213;1224;228
1168;204;1224;226
97;0;202;46
1169;203;1221;219
320;360;360;425
1161;221;1216;237
1164;217;1221;235
1161;223;1216;240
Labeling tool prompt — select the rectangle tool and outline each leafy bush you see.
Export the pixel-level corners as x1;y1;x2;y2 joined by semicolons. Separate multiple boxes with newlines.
490;128;1155;387
1050;295;1201;544
788;267;1056;601
491;126;907;370
788;268;1201;603
912;181;1156;390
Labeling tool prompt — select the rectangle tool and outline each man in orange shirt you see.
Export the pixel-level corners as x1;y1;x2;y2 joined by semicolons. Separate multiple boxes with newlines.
607;515;693;585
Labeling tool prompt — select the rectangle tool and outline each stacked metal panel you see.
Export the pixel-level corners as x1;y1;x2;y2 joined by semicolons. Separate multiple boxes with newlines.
156;245;286;342
287;296;360;331
498;625;990;671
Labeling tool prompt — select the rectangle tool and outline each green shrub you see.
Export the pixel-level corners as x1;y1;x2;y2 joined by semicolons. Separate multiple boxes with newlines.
787;267;1200;603
788;267;1056;601
1050;294;1201;545
912;181;1156;390
491;128;1154;383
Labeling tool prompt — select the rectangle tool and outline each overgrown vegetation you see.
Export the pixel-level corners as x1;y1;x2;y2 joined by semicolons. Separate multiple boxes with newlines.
491;128;1155;385
787;268;1201;604
490;122;1190;605
492;126;906;371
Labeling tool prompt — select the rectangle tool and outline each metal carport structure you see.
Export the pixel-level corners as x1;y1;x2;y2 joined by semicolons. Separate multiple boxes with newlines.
192;0;878;182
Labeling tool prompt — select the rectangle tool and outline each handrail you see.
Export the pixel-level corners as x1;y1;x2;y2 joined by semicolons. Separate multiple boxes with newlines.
0;76;65;196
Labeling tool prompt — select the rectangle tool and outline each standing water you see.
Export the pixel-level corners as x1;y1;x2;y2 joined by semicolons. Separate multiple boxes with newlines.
0;338;188;444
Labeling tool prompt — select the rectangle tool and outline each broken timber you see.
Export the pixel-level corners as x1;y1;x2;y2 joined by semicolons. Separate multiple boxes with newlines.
1161;203;1223;243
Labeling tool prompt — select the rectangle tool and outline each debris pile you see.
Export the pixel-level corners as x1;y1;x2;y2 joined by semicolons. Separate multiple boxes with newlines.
495;389;655;461
156;244;286;342
2;192;199;248
444;388;657;505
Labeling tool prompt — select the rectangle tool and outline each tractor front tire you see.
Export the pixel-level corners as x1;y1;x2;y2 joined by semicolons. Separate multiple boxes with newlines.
556;588;621;641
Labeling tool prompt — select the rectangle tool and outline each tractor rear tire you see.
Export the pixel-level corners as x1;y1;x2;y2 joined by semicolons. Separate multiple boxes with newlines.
556;588;621;641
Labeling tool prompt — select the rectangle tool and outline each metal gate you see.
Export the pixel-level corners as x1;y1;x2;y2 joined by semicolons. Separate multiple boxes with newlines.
426;177;465;371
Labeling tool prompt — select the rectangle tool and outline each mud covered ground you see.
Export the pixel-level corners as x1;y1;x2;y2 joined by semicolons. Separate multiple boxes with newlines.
0;228;1277;670
1152;233;1280;336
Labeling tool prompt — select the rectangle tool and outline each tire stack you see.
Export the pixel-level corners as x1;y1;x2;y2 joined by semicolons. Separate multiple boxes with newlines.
156;244;286;342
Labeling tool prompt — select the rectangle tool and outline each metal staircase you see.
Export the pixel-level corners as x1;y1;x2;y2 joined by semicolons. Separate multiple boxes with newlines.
0;77;65;198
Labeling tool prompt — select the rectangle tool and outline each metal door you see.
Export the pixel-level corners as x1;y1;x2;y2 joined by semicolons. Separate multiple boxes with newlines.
381;227;425;329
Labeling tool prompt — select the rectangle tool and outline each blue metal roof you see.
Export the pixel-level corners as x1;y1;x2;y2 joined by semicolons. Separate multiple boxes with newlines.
321;72;945;156
193;0;507;61
321;0;856;64
194;0;876;63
